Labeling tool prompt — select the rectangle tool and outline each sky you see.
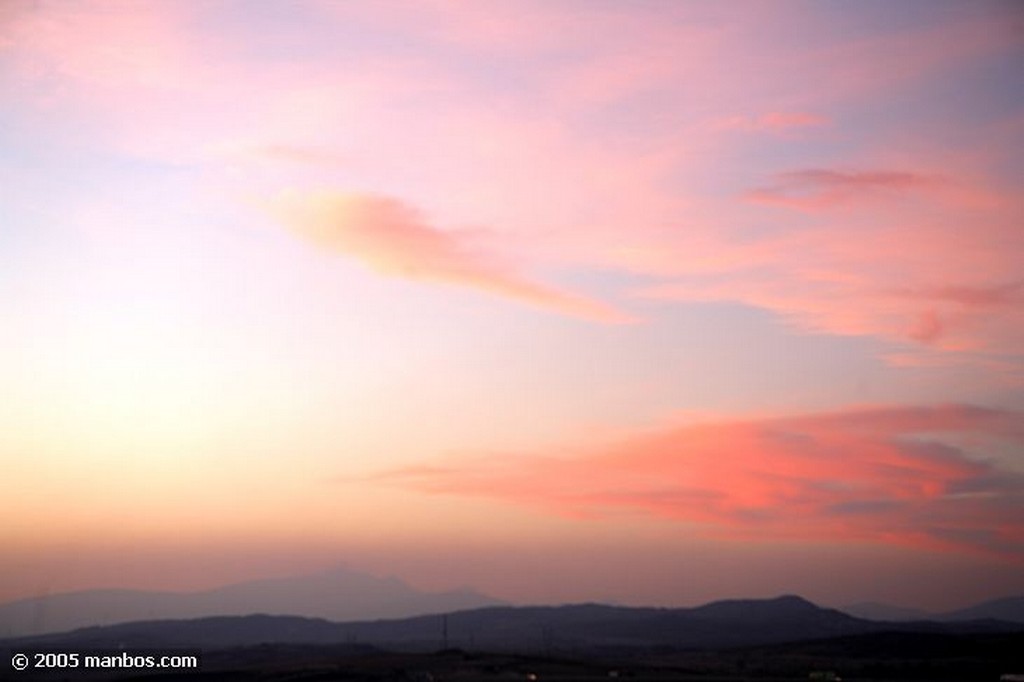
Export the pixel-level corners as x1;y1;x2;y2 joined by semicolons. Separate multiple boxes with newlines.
1;0;1023;612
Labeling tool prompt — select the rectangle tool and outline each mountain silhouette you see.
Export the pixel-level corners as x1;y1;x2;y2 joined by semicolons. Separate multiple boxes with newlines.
6;595;1021;654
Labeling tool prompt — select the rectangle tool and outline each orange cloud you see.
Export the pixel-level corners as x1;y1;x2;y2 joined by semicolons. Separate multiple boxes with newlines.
268;190;631;323
377;404;1024;557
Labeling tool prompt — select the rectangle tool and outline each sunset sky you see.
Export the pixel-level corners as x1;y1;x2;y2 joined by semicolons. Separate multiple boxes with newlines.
2;0;1023;612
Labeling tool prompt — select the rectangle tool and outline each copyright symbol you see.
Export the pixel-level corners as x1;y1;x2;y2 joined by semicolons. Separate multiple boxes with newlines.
11;653;29;671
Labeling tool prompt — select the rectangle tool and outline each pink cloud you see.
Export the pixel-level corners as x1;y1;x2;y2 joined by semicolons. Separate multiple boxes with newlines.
630;158;1024;359
892;281;1024;310
714;112;829;134
376;404;1024;557
746;168;940;209
268;191;631;323
6;1;1021;368
640;268;1024;356
1;1;195;91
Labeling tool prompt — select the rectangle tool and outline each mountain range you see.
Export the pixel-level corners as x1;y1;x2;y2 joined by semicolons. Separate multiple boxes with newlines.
3;564;1021;651
0;565;499;638
5;595;1022;654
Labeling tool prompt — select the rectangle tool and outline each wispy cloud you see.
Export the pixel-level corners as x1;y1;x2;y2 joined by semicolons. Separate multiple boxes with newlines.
632;155;1024;359
746;168;939;209
890;282;1024;310
640;270;1024;358
713;112;829;134
376;404;1024;557
268;190;632;323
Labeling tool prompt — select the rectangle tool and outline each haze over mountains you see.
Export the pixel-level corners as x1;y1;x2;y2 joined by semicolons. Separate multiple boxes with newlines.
0;565;499;638
840;596;1024;623
2;563;1021;649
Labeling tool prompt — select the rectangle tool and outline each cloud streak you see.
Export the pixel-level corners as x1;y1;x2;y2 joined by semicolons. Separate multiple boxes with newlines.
632;155;1024;360
714;112;829;134
746;168;940;209
268;190;631;323
377;404;1024;557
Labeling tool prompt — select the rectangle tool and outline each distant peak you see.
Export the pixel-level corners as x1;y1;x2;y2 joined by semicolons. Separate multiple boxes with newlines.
687;594;830;621
702;594;817;607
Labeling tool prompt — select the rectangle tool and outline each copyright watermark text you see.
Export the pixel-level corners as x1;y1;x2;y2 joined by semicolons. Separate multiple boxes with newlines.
8;649;201;674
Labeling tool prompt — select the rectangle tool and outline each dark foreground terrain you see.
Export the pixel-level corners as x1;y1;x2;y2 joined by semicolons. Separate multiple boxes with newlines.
3;633;1024;682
